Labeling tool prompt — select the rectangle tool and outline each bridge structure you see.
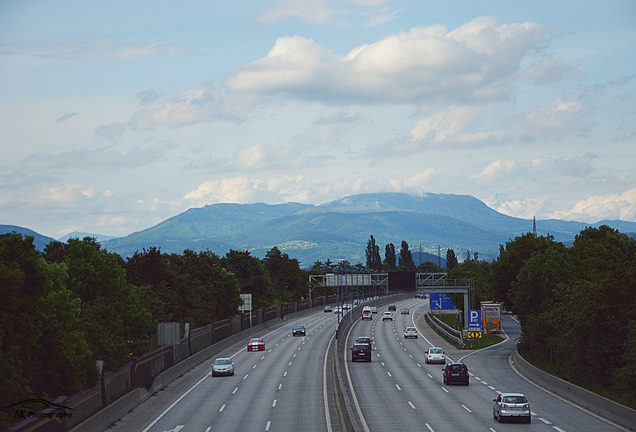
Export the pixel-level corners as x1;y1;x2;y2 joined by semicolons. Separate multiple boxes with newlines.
308;272;475;329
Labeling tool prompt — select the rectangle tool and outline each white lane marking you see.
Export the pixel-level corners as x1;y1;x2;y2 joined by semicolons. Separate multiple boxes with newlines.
232;387;238;394
408;401;416;409
278;383;282;390
288;361;292;366
552;427;567;432
481;381;489;385
387;371;392;377
488;385;496;390
205;428;211;432
265;420;271;431
425;424;434;431
474;376;482;380
417;363;422;368
219;404;226;412
441;387;449;393
272;399;277;407
284;371;287;377
539;417;552;424
253;364;258;369
243;374;249;379
427;373;434;379
396;384;402;391
462;404;472;413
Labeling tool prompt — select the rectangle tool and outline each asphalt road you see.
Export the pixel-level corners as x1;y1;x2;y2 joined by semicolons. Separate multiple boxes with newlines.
345;298;627;432
107;310;340;432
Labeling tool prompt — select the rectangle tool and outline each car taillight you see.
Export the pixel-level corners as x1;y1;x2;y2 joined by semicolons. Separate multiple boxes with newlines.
499;404;507;408
524;404;529;408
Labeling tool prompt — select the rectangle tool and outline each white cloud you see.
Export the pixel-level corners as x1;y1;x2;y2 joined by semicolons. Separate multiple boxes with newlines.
471;160;519;182
226;17;552;104
254;0;343;25
234;144;270;170
549;187;636;222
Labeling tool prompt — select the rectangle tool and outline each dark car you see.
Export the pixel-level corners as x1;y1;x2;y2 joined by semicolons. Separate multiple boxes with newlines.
355;336;372;348
388;305;397;311
442;362;469;385
351;343;372;362
292;325;306;336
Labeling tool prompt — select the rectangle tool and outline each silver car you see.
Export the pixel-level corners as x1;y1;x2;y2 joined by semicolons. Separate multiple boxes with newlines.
493;392;531;423
212;357;234;377
425;347;445;364
404;327;418;338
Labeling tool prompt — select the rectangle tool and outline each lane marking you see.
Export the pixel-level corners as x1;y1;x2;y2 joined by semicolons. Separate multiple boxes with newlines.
219;404;226;412
462;404;472;413
408;401;416;409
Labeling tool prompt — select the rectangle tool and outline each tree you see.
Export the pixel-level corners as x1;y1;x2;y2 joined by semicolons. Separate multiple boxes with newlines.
365;235;382;270
398;240;415;269
446;249;458;269
384;243;396;269
222;250;274;309
263;247;307;303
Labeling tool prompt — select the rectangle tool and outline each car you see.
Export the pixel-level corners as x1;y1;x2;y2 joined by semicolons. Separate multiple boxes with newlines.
404;327;418;338
355;336;373;348
333;306;342;314
211;357;234;377
247;337;265;351
362;310;372;320
400;308;409;314
370;306;378;314
493;393;531;423
421;294;427;299
324;305;332;313
388;305;397;311
382;311;393;321
425;346;446;364
351;343;372;362
292;325;306;336
442;362;469;385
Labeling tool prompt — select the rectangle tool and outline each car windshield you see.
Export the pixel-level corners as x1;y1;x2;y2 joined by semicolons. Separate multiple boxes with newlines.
450;364;465;371
406;327;416;331
430;348;442;354
503;396;527;403
250;338;262;342
353;344;369;350
294;326;304;329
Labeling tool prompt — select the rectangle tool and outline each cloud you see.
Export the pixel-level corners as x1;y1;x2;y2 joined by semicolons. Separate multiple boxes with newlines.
522;55;585;83
519;98;588;140
471;160;519;182
549;187;636;222
253;0;344;25
226;17;553;104
55;112;77;123
1;37;191;60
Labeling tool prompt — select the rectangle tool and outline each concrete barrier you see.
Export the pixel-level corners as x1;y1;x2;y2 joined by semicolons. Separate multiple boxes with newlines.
511;349;636;431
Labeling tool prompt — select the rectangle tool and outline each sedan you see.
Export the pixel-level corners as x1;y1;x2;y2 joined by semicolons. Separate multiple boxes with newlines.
400;308;409;315
442;362;469;385
292;325;306;336
211;358;234;377
324;305;332;313
493;393;531;423
247;337;265;351
425;346;445;364
404;327;418;338
382;311;393;321
355;336;373;348
351;343;372;362
388;305;397;311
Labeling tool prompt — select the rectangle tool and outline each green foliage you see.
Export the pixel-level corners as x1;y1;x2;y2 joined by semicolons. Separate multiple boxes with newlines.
495;226;636;408
262;247;308;303
365;235;382;270
398;240;415;269
222;249;275;309
384;243;396;269
445;248;458;269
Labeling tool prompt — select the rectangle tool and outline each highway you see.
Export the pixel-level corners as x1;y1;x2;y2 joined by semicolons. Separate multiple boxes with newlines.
104;298;627;432
107;310;340;432
345;298;627;432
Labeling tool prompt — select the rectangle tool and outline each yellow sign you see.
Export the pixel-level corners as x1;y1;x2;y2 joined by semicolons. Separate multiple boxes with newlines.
468;331;482;339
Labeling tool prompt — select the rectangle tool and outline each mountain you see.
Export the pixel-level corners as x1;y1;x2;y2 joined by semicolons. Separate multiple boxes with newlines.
0;225;56;251
58;231;120;243
99;192;636;267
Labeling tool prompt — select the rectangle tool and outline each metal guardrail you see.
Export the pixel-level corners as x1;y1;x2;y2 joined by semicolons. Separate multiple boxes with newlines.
426;312;465;346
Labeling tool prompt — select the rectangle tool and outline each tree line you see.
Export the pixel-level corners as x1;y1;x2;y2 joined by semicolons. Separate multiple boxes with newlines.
0;234;307;429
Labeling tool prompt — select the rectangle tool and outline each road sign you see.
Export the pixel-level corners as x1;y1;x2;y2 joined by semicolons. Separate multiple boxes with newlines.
468;309;481;331
468;331;482;339
429;293;454;310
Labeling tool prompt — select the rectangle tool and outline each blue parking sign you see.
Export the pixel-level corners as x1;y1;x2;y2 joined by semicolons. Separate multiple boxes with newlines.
468;309;481;331
429;293;454;310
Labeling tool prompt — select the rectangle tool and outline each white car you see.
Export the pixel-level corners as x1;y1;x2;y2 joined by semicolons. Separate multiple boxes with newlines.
425;346;445;364
382;311;393;321
404;327;418;338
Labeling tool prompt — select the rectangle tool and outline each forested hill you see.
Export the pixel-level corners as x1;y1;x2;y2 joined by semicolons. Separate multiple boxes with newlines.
99;192;636;266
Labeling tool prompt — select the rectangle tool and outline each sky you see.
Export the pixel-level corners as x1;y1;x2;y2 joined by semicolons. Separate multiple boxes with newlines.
1;0;635;239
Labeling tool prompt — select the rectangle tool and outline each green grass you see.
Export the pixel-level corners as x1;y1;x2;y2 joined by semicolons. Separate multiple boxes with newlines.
427;312;504;349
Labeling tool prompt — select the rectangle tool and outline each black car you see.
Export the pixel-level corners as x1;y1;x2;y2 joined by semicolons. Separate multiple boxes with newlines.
351;343;372;362
442;362;469;385
355;336;372;348
388;305;397;311
292;325;306;336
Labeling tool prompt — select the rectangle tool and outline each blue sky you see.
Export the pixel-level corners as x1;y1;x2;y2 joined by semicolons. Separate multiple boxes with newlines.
1;0;635;238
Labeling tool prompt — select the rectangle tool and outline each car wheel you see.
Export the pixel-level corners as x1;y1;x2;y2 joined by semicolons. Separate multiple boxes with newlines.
526;416;531;424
